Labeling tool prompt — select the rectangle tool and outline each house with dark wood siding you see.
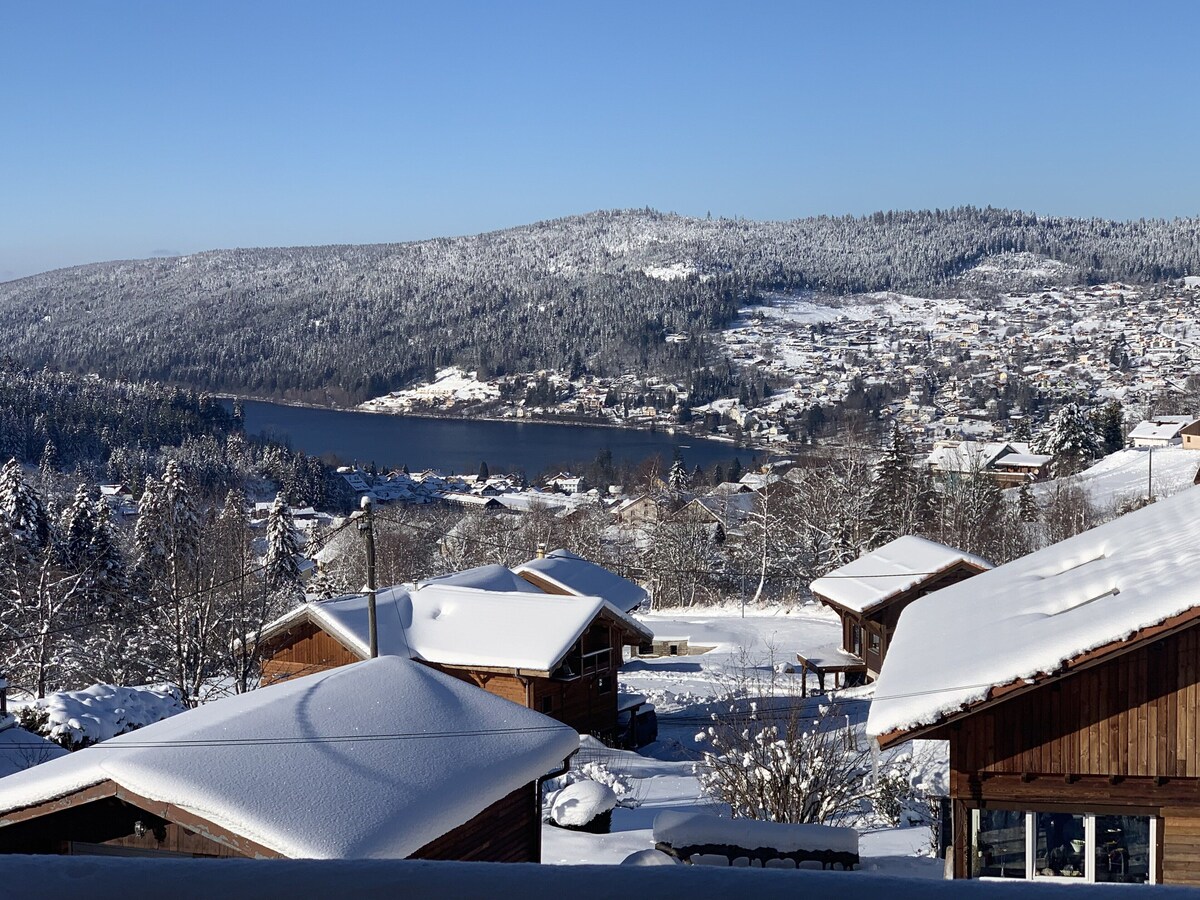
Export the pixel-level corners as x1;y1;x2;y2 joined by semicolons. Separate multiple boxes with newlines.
805;536;991;684
0;658;578;861
257;580;652;743
868;486;1200;886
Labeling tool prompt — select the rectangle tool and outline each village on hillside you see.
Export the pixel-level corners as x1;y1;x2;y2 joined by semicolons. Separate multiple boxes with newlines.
358;276;1200;455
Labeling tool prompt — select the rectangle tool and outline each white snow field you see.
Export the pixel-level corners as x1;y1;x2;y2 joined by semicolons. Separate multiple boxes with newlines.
1032;445;1200;510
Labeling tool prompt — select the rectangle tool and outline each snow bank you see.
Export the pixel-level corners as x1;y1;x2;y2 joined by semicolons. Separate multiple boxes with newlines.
653;810;858;855
15;857;1193;899
869;485;1200;739
0;658;579;859
550;780;618;827
0;717;67;776
24;683;187;749
621;849;682;866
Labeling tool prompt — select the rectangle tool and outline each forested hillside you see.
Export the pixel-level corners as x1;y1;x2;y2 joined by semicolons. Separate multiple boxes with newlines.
2;207;1199;403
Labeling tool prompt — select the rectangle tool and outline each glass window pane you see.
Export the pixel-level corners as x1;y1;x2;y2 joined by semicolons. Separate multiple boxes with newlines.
973;809;1026;878
1035;812;1086;878
1094;815;1151;884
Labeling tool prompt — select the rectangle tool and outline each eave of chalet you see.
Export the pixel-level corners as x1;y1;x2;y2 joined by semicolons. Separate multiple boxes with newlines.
874;603;1200;750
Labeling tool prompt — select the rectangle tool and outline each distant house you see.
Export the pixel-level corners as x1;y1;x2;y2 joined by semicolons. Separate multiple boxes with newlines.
257;579;651;742
612;494;666;526
1130;415;1196;448
546;473;586;495
805;536;991;684
869;487;1200;885
0;658;577;861
513;549;649;614
1182;419;1200;451
929;440;1052;487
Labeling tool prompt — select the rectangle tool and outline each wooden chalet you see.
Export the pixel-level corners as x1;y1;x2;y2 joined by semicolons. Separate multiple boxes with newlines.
868;487;1200;885
0;658;578;861
805;536;991;684
257;577;652;743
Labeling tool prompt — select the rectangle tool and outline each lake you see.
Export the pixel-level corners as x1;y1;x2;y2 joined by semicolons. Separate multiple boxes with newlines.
231;399;756;477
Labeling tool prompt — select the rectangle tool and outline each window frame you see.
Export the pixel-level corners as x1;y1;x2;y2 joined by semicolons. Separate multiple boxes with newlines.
972;808;1158;885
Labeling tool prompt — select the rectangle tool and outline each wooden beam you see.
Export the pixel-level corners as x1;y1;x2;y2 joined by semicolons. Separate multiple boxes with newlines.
0;781;117;826
112;786;281;859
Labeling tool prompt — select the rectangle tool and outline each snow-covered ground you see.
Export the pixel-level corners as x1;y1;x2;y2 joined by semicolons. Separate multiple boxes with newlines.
542;604;942;878
1032;446;1199;511
359;366;500;412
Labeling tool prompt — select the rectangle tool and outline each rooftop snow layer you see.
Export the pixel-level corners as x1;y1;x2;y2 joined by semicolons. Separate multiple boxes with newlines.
280;583;648;673
514;549;648;613
0;658;578;858
868;486;1200;740
809;536;991;615
418;563;545;594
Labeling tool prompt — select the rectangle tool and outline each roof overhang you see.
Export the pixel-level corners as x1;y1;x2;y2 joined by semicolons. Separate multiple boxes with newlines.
0;778;282;859
874;604;1200;750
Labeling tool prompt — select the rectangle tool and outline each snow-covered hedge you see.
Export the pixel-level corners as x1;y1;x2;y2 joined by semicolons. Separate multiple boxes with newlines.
17;683;187;750
653;811;859;870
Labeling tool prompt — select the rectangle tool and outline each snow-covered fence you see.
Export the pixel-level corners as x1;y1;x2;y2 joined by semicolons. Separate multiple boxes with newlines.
652;810;858;871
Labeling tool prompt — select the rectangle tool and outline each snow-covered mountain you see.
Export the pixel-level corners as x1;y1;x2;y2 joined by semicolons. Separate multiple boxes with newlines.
1;207;1198;403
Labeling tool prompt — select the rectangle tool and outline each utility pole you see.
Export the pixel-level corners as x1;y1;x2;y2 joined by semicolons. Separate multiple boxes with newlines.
1148;447;1154;502
359;495;378;658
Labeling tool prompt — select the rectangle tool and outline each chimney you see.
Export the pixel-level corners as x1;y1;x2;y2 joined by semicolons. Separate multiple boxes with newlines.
536;542;547;559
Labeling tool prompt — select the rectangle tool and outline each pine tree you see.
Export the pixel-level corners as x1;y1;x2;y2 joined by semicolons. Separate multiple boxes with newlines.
478;460;490;481
265;492;303;591
668;452;690;494
1094;401;1125;455
1017;480;1039;523
0;459;49;548
728;457;744;484
866;425;931;547
59;484;127;609
1034;403;1102;477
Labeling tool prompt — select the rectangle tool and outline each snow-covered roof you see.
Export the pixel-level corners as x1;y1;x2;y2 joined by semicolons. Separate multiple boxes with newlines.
0;717;67;778
809;536;992;615
1129;418;1194;441
418;563;544;594
927;441;1012;473
868;486;1200;742
269;581;648;674
0;658;578;858
992;452;1051;468
514;549;648;613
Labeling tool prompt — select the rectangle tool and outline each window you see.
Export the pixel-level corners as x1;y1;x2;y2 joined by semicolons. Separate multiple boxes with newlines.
1094;816;1152;885
972;809;1155;884
541;695;554;713
868;631;881;654
597;675;612;694
972;809;1027;878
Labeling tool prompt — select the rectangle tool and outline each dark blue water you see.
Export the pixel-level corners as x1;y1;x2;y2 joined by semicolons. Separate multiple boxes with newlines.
231;399;754;476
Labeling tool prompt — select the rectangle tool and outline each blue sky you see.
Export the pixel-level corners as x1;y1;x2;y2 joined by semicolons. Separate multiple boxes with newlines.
2;1;1198;279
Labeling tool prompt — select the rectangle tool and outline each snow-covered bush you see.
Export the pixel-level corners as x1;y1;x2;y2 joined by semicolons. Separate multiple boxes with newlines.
17;683;187;750
550;780;618;830
694;699;873;825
